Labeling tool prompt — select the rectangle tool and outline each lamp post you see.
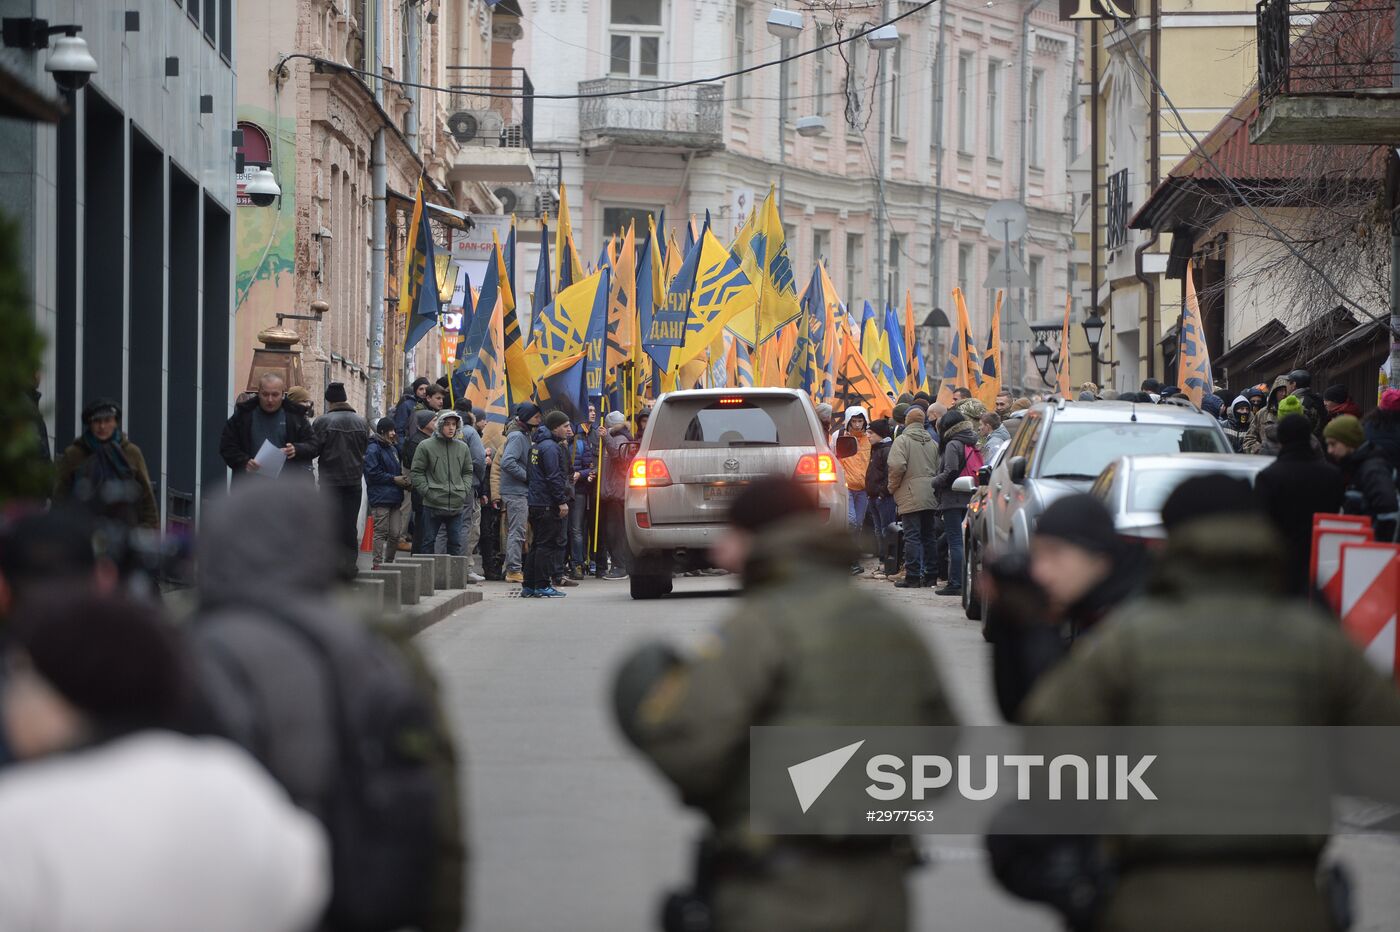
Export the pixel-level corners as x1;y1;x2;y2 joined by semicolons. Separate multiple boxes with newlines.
869;15;899;313
767;9;804;210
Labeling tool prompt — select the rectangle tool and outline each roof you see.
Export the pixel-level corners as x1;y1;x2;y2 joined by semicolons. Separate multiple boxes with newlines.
1113;452;1273;471
1042;400;1219;426
1215;319;1291;372
1246;306;1358;373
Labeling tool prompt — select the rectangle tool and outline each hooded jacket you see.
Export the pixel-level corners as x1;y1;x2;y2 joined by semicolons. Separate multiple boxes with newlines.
527;424;570;508
835;406;872;492
887;422;941;514
1255;432;1345;593
1365;407;1400;472
399;410;437;484
410;414;474;515
392;389;422;442
1338;441;1399;531
363;433;405;508
219;396;317;479
1223;395;1253;452
1242;374;1290;454
865;435;894;500
457;422;488;493
312;402;370;487
498;420;532;499
932;411;978;511
600;425;635;503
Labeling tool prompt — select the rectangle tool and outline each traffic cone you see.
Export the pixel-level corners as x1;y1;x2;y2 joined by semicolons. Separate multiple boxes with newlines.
360;514;375;553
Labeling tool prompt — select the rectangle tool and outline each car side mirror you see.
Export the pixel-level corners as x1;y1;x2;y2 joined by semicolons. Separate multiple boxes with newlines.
1008;456;1028;484
834;435;859;460
951;476;976;494
976;465;992;487
620;441;641;459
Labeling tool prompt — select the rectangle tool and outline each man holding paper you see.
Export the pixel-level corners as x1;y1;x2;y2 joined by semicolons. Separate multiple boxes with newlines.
218;373;317;482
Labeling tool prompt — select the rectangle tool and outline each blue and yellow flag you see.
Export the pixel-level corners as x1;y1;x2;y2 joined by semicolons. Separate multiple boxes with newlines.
532;217;553;321
884;302;909;390
500;222;516;315
464;291;510;447
398;178;441;352
455;244;500;370
643;225;703;372
729;188;801;345
731;337;755;388
585;267;610;399
937;288;982;405
1179;274;1214;407
606;222;637;373
555;184;585;291
859;301;893;394
672;229;758;370
527;269;606;383
978;291;1003;407
540;351;588;421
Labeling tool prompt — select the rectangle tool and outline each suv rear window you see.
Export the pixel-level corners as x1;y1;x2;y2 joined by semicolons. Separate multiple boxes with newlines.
648;396;814;449
1037;422;1228;480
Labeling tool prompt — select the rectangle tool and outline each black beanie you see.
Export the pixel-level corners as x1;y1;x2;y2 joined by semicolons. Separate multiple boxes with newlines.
544;409;571;430
375;416;395;434
410;376;430;392
515;402;541;422
870;418;893;439
325;382;348;403
1277;412;1312;447
1160;474;1257;532
1034;494;1118;555
1323;384;1349;404
11;591;189;732
729;477;818;532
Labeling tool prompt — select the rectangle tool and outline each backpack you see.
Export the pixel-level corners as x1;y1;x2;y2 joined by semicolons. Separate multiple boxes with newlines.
275;614;444;932
958;442;985;479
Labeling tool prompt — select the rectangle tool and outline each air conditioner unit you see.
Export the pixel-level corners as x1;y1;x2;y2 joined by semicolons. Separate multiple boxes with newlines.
447;109;504;145
493;186;520;214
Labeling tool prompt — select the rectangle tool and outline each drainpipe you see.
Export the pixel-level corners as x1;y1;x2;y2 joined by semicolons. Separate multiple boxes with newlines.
369;132;387;421
1132;0;1161;380
406;1;420;152
1090;21;1101;387
1017;0;1045;390
875;0;891;313
932;0;946;328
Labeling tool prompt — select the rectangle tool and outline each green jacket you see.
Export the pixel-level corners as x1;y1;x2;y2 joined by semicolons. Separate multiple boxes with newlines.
619;515;956;841
410;421;474;515
886;424;940;514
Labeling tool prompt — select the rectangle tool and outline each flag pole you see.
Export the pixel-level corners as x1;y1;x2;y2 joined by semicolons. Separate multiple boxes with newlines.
592;397;605;574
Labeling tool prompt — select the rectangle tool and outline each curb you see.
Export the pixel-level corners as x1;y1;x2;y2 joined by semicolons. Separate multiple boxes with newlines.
399;587;484;637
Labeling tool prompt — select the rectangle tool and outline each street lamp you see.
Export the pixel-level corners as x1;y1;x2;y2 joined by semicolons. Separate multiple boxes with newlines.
1081;312;1105;355
766;10;806;211
1030;339;1054;385
866;24;900;51
766;9;803;39
795;115;826;137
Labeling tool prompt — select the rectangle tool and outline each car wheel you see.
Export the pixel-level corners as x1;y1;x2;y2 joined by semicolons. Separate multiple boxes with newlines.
962;538;982;621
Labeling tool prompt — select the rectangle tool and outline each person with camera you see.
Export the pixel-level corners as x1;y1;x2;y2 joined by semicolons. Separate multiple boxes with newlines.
52;398;158;530
613;477;954;932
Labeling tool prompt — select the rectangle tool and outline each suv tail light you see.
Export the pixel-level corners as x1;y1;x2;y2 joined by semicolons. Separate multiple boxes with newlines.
629;457;672;488
794;453;837;483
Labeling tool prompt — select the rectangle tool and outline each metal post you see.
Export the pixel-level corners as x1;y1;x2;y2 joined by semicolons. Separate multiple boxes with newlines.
875;0;890;313
369;131;387;421
932;0;946;315
405;0;420;152
1018;0;1045;394
777;40;787;210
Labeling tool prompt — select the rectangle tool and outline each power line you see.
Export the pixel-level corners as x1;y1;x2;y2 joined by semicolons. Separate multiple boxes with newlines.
276;0;939;102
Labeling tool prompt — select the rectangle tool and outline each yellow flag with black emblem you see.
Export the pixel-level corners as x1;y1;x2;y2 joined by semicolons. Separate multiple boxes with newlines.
671;229;759;370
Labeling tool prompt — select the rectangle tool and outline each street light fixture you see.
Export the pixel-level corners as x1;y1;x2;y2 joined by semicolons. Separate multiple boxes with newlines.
766;9;804;38
1081;312;1106;356
866;24;900;51
795;115;826;137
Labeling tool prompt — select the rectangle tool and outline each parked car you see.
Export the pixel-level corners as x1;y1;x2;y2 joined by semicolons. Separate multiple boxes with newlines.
957;443;1009;620
623;388;847;599
1089;452;1275;543
962;399;1231;620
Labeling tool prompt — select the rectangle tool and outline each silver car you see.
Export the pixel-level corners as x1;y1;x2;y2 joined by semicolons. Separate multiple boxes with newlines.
624;388;848;599
1090;452;1274;543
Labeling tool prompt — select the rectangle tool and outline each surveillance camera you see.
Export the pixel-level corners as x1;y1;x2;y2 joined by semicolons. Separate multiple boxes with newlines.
45;33;96;92
245;166;281;207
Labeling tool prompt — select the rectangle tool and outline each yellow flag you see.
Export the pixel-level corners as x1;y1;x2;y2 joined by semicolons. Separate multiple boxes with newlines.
671;230;759;370
555;184;586;288
725;208;760;344
976;291;1003;407
1179;274;1215;407
606;222;637;372
525;269;605;380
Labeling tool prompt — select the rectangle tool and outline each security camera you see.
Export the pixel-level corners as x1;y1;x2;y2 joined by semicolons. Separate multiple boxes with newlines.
245;166;282;207
46;31;96;91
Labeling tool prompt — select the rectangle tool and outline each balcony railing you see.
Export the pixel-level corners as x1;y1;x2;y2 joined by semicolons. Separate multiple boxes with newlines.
446;66;534;150
1258;0;1399;102
578;78;724;149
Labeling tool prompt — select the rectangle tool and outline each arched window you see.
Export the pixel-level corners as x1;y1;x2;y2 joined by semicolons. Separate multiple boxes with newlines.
237;120;272;167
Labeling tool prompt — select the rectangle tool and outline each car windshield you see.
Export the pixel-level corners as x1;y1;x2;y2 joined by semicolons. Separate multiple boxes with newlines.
1129;466;1258;513
1038;423;1228;480
647;396;813;449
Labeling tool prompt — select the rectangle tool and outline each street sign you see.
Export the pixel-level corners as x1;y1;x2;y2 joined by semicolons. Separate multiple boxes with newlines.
982;200;1028;242
983;249;1032;290
1059;0;1136;21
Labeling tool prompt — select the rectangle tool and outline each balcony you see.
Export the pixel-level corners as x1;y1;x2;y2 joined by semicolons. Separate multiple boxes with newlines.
445;66;537;183
578;78;724;151
1252;0;1400;145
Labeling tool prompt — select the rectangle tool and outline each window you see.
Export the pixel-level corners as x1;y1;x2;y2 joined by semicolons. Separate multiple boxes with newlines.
611;0;663;79
957;52;973;153
845;233;863;309
1029;69;1044;168
649;396;813;448
813;229;829;266
733;4;750;99
987;58;1003;159
889;43;903;137
957;243;973;296
813;26;831;116
1028;256;1043;316
1039;423;1230;479
888;235;903;302
603;206;654;240
204;0;216;44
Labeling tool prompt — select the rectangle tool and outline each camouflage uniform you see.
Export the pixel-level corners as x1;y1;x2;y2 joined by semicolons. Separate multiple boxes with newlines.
616;515;956;932
1023;515;1400;932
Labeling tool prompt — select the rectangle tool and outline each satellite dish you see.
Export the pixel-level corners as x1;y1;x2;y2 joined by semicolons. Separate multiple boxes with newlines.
982;200;1029;242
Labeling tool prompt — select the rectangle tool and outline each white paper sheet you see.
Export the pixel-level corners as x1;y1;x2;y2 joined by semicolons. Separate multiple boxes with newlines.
252;439;286;479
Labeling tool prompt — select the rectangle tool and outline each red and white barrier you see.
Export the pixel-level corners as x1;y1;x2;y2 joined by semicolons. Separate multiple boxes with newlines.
1312;519;1375;613
1337;541;1400;683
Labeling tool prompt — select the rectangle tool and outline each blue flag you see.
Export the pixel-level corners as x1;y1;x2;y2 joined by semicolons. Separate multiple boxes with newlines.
884;302;909;388
541;353;588;421
402;184;442;352
644;226;703;371
585;267;610;400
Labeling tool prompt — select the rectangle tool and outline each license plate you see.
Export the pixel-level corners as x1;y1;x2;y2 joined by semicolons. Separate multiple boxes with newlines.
704;483;746;501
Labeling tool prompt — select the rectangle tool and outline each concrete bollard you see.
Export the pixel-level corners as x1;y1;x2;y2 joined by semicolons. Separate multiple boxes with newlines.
357;570;403;611
350;577;385;612
395;556;437;596
446;555;470;588
373;562;420;605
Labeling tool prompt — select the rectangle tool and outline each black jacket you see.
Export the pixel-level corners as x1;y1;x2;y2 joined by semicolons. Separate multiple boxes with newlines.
313;402;370;487
527;425;569;508
1255;441;1345;594
865;437;893;500
1339;442;1399;528
219;396;317;479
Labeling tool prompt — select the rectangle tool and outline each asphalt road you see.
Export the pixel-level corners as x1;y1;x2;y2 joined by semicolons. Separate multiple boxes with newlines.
417;573;1400;932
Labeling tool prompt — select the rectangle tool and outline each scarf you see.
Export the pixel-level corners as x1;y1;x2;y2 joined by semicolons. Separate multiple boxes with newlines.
79;428;134;485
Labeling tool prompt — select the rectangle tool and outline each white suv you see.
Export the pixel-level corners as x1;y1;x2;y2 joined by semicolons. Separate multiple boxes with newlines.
624;388;848;599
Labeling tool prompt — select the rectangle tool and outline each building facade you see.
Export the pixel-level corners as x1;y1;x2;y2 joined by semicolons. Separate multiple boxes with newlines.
515;0;1077;392
235;0;531;420
1;0;238;524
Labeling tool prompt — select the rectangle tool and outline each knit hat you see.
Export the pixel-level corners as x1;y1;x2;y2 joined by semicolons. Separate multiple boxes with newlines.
324;382;348;403
1034;494;1117;555
413;409;437;431
544;409;571;430
605;410;626;428
1324;414;1364;449
896;392;916;406
1160;474;1257;532
410;376;430;392
893;403;911;423
375;416;395;434
815;402;833;422
1323;384;1350;404
728;476;818;532
904;405;926;424
515;402;541;423
1384;389;1400;412
1200;394;1224;417
286;386;312;406
81;397;121;423
1277;412;1312;446
1276;394;1304;420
